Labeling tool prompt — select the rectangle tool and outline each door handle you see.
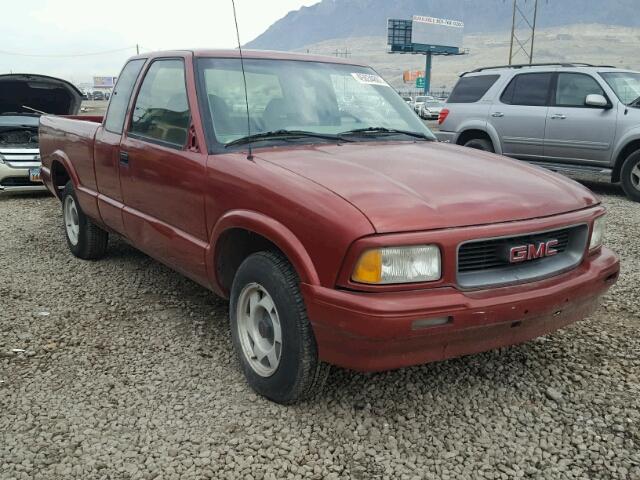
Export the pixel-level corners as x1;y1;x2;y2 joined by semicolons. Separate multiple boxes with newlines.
491;112;504;117
551;114;567;120
119;151;129;165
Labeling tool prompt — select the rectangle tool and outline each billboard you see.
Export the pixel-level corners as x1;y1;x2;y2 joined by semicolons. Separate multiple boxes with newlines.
403;70;425;83
411;15;464;49
93;76;117;88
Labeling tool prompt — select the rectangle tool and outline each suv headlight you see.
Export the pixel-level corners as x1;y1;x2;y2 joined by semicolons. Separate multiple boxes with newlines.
589;215;606;251
352;245;441;284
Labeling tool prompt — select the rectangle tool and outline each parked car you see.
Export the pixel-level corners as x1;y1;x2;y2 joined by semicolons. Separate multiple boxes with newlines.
402;96;412;105
92;90;105;101
437;63;640;202
420;99;445;119
0;74;82;193
412;95;433;113
40;50;619;404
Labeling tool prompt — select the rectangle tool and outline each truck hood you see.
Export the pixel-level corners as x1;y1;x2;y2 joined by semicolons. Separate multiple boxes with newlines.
0;74;82;116
257;141;598;233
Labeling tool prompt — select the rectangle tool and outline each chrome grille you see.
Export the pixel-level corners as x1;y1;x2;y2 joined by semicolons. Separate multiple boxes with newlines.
457;225;588;289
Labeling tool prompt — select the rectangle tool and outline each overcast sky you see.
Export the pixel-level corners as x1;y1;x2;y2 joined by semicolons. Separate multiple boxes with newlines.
0;0;317;85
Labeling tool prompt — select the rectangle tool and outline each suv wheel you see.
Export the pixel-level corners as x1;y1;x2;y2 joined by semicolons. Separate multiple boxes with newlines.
463;138;495;153
620;150;640;202
229;251;330;404
62;181;109;259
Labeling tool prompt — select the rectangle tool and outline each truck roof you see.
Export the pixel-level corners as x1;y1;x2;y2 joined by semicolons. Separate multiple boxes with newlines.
129;49;369;67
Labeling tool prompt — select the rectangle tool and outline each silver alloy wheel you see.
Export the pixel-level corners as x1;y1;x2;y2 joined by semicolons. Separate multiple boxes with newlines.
237;282;282;377
631;163;640;192
64;195;80;246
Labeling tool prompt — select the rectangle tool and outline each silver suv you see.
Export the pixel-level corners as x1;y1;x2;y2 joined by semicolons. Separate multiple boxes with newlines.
436;63;640;202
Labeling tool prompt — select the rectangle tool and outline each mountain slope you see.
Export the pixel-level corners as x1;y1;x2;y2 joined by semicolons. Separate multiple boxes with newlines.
246;0;640;51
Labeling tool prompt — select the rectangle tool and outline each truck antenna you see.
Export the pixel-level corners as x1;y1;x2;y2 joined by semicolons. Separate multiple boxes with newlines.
231;0;253;160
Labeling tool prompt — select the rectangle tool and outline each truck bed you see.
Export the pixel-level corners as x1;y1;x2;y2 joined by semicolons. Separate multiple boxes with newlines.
39;115;104;196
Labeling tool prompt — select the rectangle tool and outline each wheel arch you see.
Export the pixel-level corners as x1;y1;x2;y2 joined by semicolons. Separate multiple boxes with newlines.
612;138;640;183
455;123;502;155
208;210;320;298
48;150;79;200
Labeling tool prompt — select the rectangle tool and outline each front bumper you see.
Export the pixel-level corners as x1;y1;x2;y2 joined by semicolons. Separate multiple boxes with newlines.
303;247;619;372
0;153;46;193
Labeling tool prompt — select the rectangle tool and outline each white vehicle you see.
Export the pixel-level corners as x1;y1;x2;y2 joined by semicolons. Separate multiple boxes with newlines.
0;74;81;193
412;95;434;113
420;99;445;120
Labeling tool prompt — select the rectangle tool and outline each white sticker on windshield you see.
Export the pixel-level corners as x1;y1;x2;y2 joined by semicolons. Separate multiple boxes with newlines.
351;72;389;87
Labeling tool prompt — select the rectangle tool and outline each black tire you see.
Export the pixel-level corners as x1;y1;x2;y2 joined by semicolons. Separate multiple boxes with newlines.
229;251;329;404
61;181;109;259
620;150;640;202
463;137;495;153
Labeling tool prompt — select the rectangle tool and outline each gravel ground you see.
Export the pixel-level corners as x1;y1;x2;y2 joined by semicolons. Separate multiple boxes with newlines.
0;183;638;480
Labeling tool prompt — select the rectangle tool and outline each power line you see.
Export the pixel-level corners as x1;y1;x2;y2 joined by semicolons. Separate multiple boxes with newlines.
0;46;137;58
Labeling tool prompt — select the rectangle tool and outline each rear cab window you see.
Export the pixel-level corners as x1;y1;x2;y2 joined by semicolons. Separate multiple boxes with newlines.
104;59;145;134
500;73;553;106
448;75;499;103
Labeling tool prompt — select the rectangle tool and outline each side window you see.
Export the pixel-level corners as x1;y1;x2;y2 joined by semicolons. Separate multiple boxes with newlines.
448;75;499;103
104;59;145;134
555;73;605;107
130;59;190;148
501;73;553;106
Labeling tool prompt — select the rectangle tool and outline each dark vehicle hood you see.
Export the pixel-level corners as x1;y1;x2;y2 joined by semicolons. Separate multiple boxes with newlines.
257;141;599;233
0;74;82;116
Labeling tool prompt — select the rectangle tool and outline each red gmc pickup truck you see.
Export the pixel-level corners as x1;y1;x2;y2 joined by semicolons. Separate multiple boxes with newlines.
40;50;620;404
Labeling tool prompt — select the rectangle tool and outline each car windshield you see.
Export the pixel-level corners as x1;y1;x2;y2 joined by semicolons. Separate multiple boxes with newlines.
600;71;640;105
0;115;39;127
425;100;443;106
197;58;434;146
415;96;429;103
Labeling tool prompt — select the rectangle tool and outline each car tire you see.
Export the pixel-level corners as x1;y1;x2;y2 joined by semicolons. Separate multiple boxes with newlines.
229;251;330;404
61;181;109;259
620;150;640;202
464;138;495;153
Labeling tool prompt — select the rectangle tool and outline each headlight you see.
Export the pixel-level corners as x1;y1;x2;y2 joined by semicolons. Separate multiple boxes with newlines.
352;245;441;284
589;215;606;250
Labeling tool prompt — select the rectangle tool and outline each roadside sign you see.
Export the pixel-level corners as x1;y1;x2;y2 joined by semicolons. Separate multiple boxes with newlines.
416;77;425;89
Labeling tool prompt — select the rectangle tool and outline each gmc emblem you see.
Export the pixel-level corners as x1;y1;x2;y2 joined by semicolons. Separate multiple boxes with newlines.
509;239;559;263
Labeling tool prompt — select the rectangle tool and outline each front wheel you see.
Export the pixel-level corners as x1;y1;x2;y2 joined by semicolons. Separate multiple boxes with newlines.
229;251;329;404
61;182;109;259
463;137;495;153
620;150;640;202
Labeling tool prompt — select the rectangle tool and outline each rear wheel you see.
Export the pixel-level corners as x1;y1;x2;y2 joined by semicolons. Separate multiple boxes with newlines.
61;181;109;259
229;251;329;404
463;137;495;153
620;150;640;202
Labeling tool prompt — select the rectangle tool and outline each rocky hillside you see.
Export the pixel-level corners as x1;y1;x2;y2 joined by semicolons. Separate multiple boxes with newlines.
247;0;640;51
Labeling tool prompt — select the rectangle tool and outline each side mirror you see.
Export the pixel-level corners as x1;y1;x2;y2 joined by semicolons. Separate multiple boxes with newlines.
585;94;609;108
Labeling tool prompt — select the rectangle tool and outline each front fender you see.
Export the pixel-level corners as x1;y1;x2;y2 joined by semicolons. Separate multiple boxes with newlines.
207;210;320;296
613;127;640;165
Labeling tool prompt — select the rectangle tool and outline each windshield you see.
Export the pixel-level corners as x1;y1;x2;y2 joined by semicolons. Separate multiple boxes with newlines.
0;115;39;127
425;100;443;106
197;58;434;146
415;96;430;103
600;72;640;105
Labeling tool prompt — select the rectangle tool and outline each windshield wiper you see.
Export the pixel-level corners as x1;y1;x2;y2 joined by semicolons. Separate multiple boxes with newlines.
339;127;433;141
627;95;640;107
225;129;350;147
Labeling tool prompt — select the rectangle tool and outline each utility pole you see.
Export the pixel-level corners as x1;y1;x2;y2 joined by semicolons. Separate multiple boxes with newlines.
508;0;539;65
136;44;140;55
